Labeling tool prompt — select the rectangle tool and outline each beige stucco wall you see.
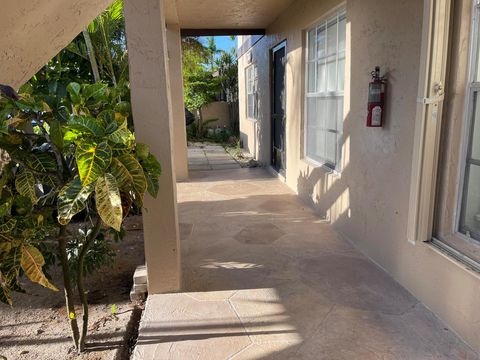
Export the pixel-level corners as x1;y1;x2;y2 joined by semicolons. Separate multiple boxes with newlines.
201;101;231;129
0;0;112;89
238;0;480;352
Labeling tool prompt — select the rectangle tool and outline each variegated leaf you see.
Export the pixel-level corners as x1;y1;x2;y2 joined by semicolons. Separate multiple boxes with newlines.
95;173;122;231
110;155;146;195
15;170;37;204
57;177;93;225
0;271;12;305
0;218;16;233
20;245;58;291
75;141;112;186
68;116;105;136
142;154;162;198
106;120;132;144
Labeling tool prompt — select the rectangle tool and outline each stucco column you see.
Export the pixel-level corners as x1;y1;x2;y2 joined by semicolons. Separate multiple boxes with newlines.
124;0;181;293
167;24;189;181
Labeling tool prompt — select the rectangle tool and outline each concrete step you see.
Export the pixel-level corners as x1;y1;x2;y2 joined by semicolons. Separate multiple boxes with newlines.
133;265;147;285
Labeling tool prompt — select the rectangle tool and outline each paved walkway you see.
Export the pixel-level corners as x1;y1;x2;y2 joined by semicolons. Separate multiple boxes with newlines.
188;144;241;171
133;168;478;360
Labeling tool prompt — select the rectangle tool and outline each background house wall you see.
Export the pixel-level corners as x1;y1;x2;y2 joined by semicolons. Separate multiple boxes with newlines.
238;0;480;352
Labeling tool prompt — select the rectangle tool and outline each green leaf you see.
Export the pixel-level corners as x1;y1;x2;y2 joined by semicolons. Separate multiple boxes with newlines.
20;245;59;291
0;201;11;217
142;154;162;198
110;155;146;194
26;152;57;187
57;177;93;225
13;196;32;216
95;173;122;231
114;101;131;116
27;152;56;174
106;120;132;144
0;272;13;305
82;83;107;101
15;171;37;204
68;116;105;136
0;218;16;233
75;141;112;186
67;82;81;104
98;110;118;133
136;143;149;161
49;120;64;150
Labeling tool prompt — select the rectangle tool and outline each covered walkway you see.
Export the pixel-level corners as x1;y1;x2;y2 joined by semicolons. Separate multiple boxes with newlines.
133;168;477;359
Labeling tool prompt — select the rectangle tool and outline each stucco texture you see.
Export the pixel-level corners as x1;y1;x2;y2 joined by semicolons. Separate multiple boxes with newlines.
0;0;112;89
238;0;480;353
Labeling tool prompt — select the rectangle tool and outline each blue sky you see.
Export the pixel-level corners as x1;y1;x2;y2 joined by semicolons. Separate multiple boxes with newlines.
199;36;237;54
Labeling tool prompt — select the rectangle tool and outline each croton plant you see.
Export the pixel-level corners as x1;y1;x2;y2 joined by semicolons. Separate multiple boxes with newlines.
0;82;160;352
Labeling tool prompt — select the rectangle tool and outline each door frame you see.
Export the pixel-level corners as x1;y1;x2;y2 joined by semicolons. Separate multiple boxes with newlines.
270;40;287;178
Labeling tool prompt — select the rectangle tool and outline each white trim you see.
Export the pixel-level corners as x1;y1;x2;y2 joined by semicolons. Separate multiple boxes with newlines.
406;0;452;244
304;156;342;177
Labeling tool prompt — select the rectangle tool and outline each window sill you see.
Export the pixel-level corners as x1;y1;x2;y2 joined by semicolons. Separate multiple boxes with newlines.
425;238;480;278
245;117;258;123
303;156;341;177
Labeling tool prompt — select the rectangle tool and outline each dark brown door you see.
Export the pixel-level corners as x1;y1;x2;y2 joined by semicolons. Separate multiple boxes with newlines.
271;41;286;175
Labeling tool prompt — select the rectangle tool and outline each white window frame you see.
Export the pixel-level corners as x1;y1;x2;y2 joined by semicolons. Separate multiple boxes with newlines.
246;64;258;121
304;8;346;171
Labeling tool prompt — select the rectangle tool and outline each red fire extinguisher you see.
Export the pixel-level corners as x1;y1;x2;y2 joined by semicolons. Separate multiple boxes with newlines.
366;66;386;127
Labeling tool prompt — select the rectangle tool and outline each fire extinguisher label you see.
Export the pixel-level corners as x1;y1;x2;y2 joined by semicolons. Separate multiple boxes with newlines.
371;106;382;126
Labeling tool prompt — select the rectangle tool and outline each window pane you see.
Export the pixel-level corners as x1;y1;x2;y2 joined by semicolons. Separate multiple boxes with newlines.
308;29;316;61
337;55;345;92
317;61;326;93
326;20;337;56
316;98;327;129
336;97;344;132
475;7;480;81
338;16;346;52
307;97;316;128
317;26;326;60
460;164;480;237
326;56;337;92
325;98;337;131
325;131;337;164
472;92;480;160
308;62;316;93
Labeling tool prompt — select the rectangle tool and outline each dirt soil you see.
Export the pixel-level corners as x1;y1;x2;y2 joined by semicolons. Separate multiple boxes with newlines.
0;216;145;360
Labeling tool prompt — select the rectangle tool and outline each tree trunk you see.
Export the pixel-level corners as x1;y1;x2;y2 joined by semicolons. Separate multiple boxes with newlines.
82;30;101;82
58;227;80;351
77;217;103;352
197;108;204;138
100;22;117;86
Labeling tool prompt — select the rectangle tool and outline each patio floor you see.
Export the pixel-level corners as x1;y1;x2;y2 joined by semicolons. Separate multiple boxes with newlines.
187;143;241;171
133;166;478;359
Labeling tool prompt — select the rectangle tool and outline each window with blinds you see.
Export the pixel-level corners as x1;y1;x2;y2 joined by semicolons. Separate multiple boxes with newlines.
246;64;258;120
305;9;346;169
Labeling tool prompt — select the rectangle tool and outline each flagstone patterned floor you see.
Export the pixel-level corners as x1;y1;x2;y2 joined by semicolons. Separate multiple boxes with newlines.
187;144;241;171
133;167;479;360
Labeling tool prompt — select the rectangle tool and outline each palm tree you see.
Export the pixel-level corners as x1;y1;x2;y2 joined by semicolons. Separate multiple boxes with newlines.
85;0;127;85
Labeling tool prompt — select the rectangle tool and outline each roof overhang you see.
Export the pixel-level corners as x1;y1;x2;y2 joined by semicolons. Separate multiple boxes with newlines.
166;0;296;32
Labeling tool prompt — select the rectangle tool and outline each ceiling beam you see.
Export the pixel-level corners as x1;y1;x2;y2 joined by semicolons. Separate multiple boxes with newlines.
180;28;265;36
